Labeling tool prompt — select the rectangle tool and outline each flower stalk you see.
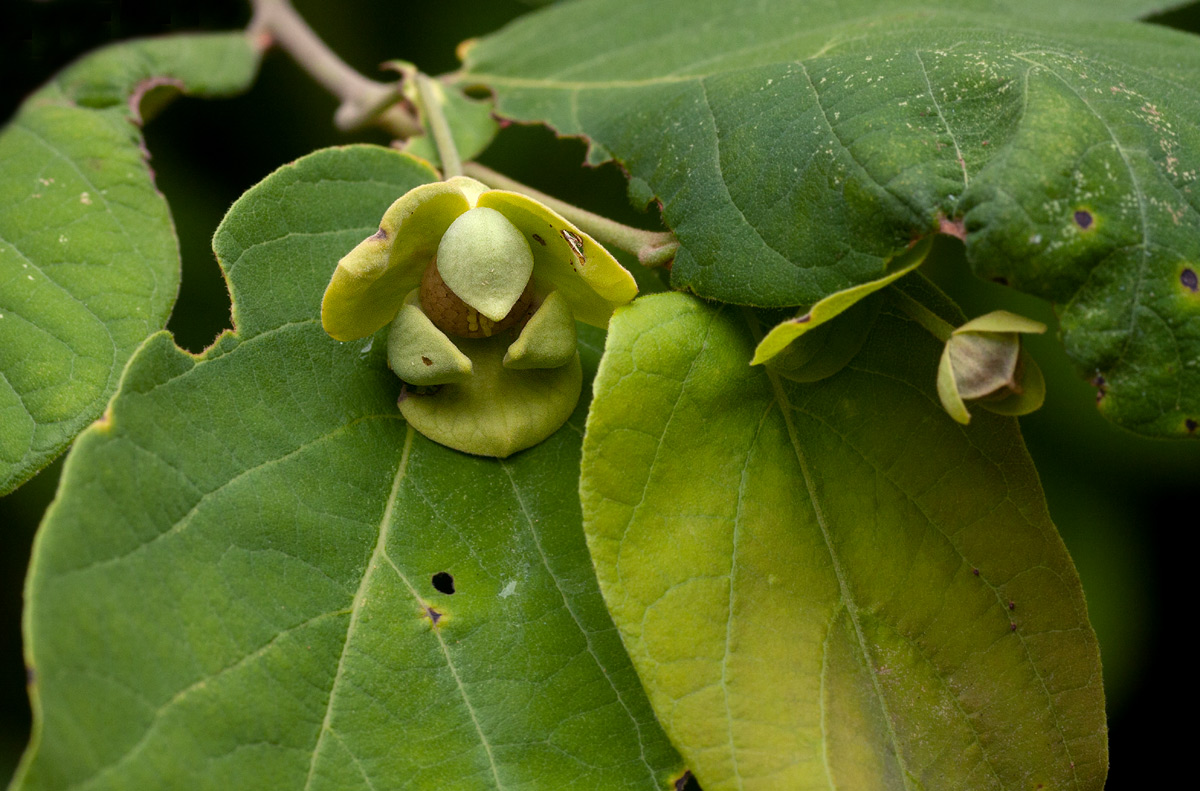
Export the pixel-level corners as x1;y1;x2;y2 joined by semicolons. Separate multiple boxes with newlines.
463;163;678;268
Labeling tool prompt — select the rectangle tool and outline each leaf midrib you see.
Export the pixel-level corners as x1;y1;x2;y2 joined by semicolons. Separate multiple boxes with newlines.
744;308;915;791
304;425;506;791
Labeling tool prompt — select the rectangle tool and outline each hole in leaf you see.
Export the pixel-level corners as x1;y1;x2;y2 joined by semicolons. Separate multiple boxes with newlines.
1187;419;1198;433
1073;210;1094;229
432;572;455;594
1182;268;1198;292
991;276;1009;286
673;770;701;791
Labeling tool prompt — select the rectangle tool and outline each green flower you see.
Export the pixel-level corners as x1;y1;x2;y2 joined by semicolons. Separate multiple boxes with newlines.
937;311;1047;424
321;176;637;457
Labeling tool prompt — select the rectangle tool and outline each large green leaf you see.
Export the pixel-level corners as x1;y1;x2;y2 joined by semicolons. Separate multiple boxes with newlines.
462;0;1200;437
0;33;261;494
581;290;1105;790
14;146;683;790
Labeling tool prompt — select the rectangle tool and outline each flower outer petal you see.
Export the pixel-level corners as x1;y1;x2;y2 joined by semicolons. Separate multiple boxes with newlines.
978;347;1047;417
477;190;637;327
953;310;1046;336
387;289;473;386
399;335;582;458
503;290;577;370
321;180;473;341
436;207;535;322
752;237;931;365
946;331;1020;400
937;344;973;424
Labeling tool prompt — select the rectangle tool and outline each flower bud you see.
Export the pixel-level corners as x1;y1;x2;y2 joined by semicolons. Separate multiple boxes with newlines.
937;311;1046;424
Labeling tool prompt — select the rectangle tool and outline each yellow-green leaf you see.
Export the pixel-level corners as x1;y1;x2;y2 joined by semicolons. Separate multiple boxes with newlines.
582;291;1106;790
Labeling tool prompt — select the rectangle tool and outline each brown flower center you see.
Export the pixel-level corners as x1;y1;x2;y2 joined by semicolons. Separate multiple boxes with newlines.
419;257;535;338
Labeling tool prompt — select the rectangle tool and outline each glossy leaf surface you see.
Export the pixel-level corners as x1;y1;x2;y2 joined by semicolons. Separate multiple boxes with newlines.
0;33;261;494
463;0;1200;437
581;291;1105;790
15;146;682;790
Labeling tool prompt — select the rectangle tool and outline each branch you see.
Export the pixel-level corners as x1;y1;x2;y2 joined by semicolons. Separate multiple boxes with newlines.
463;163;679;268
247;0;421;137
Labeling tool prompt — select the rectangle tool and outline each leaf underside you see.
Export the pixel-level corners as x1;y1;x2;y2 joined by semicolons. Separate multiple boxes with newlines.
463;0;1200;437
581;290;1106;791
15;146;682;791
0;33;261;495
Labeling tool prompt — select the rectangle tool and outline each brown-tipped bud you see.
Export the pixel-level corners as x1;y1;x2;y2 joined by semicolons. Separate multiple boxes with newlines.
419;257;535;338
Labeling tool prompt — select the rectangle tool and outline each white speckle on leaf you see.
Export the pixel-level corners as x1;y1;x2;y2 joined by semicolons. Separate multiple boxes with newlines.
360;337;373;355
80;192;91;205
58;235;68;244
1030;234;1043;245
27;275;34;281
499;580;518;598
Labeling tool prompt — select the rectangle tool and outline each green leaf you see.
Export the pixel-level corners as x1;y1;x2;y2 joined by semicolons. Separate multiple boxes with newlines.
0;33;261;494
14;146;683;790
581;291;1106;790
462;0;1200;437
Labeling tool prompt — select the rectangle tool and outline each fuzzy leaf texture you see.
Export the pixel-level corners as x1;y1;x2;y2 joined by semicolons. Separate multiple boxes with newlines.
13;146;684;791
581;289;1106;790
0;33;261;494
463;0;1200;437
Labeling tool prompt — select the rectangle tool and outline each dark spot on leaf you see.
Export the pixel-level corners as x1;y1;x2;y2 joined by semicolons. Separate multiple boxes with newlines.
421;356;433;366
426;606;443;625
1092;374;1107;388
1182;268;1198;292
673;770;696;791
1073;210;1094;229
992;276;1009;286
972;568;980;576
432;572;455;594
561;228;586;263
531;233;546;246
793;313;812;324
372;227;388;241
25;666;35;686
1186;418;1198;433
1008;600;1016;611
1010;622;1018;632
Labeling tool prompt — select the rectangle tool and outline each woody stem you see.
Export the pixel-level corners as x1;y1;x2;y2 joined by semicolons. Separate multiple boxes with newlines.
247;0;421;136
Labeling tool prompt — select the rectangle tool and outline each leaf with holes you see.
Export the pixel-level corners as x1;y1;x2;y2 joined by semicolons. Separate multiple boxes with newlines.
13;146;684;791
0;33;261;495
462;0;1200;437
581;290;1105;791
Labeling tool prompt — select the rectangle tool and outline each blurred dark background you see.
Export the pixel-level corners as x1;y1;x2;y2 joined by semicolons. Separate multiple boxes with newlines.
1;0;1196;786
